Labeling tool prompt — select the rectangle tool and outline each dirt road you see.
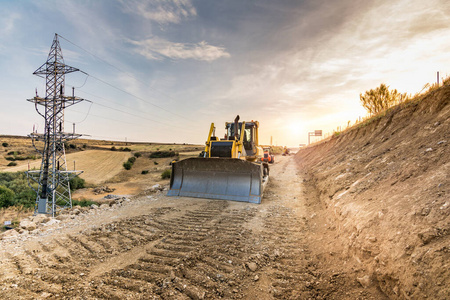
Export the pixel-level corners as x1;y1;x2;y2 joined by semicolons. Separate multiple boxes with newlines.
0;155;387;299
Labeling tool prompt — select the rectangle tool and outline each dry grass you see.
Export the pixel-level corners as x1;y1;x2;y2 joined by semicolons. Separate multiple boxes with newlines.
0;206;33;232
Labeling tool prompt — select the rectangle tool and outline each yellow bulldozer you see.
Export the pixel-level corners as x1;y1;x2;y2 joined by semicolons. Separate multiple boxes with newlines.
167;115;269;203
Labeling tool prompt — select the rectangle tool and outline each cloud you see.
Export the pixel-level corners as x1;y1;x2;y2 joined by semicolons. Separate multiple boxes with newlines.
130;37;230;62
0;12;20;38
119;0;196;24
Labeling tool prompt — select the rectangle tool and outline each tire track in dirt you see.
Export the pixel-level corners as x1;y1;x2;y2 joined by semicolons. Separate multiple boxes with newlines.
0;201;260;299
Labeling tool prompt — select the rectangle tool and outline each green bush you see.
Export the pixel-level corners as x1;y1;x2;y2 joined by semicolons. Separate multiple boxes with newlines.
128;156;136;164
141;170;149;174
149;151;177;158
69;176;85;191
111;146;117;151
161;169;171;179
5;157;15;161
134;152;142;158
153;161;159;165
0;186;15;208
7;162;17;167
123;147;132;152
123;161;133;170
2;142;8;147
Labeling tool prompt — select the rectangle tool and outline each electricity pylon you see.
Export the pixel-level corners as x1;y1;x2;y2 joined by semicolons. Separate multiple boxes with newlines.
27;33;86;216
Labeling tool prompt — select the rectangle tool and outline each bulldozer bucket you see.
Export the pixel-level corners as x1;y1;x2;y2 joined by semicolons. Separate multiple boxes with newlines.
167;158;265;204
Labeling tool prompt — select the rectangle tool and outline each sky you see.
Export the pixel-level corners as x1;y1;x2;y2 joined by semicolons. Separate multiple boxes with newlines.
1;0;449;146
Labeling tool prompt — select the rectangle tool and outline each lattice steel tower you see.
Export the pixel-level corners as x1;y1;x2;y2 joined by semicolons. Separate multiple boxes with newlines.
27;34;85;216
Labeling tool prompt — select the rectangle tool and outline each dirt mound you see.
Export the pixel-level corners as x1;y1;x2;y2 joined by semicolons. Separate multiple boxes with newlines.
295;85;450;298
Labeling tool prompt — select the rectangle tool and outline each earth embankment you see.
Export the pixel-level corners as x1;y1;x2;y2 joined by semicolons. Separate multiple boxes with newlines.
295;85;450;299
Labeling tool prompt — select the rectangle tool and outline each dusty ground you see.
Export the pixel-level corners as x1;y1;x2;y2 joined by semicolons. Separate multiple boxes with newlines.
0;155;387;299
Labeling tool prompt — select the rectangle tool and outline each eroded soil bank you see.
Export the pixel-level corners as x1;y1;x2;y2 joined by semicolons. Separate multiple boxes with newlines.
295;85;449;299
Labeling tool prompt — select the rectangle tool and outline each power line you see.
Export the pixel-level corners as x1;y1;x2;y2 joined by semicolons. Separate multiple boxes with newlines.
72;88;174;124
65;88;189;130
57;33;193;122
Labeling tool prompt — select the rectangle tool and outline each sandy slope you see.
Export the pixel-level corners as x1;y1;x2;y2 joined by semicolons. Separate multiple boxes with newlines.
295;85;449;299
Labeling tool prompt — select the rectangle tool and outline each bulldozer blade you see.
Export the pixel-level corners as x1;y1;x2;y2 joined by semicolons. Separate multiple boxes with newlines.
167;158;265;204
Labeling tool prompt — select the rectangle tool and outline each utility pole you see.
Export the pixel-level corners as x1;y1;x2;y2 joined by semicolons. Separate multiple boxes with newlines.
27;34;86;216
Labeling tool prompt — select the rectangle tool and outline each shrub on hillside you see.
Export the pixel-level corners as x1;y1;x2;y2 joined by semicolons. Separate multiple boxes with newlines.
2;142;8;147
69;176;85;191
7;162;17;167
161;169;171;179
360;84;405;115
123;161;133;170
141;170;149;175
134;152;142;158
128;157;136;164
149;151;177;158
111;146;117;151
0;186;14;208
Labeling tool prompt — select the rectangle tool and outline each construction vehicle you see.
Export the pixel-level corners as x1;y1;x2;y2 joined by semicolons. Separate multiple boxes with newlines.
261;147;275;164
167;115;269;204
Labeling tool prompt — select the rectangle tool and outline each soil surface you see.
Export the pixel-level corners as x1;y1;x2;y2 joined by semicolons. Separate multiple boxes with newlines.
295;85;449;299
0;155;386;299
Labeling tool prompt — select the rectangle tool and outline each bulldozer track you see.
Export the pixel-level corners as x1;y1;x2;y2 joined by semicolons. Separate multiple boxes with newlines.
0;201;262;299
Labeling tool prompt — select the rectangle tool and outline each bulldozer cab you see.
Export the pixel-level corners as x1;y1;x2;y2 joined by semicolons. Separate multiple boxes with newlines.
226;122;258;156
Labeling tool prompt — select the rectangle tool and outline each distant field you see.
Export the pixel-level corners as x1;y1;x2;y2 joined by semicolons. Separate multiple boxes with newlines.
3;150;132;185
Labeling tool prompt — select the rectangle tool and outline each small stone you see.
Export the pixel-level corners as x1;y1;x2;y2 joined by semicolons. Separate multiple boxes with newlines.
71;208;81;215
56;215;68;221
421;207;431;216
356;275;371;288
437;140;446;145
425;148;433;152
32;214;51;224
19;219;37;231
90;204;99;209
44;219;61;226
368;236;377;243
246;262;258;272
100;204;109;209
254;275;259;281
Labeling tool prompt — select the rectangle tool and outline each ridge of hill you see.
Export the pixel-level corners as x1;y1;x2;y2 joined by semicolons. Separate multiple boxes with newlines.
295;85;449;298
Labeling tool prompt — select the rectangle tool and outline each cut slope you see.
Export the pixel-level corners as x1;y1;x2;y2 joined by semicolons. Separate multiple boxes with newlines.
295;85;449;299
